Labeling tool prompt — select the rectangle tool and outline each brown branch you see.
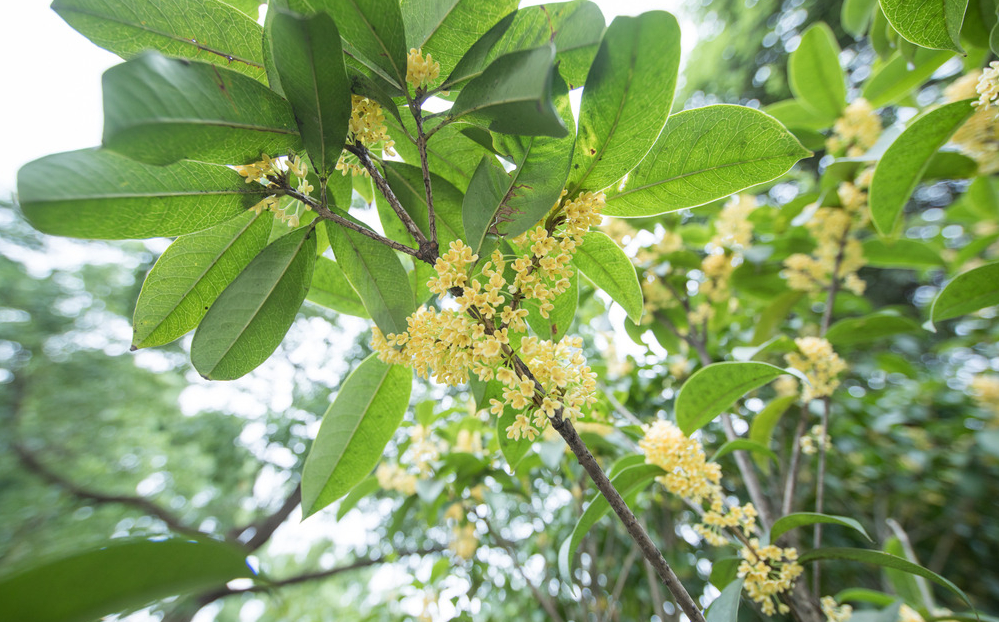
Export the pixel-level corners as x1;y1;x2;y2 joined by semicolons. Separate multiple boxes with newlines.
410;92;439;252
228;484;301;553
782;404;811;516
551;416;706;622
481;516;565;622
812;397;831;594
13;442;199;537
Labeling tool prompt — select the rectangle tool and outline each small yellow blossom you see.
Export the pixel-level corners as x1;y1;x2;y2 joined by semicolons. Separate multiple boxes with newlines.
800;424;832;455
826;98;882;157
738;539;804;615
785;337;847;402
376;462;417;496
450;523;478;561
947;70;999;174
640;420;722;504
336;95;395;176
975;61;999;112
774;375;799;398
407;48;441;89
712;194;757;249
783;203;866;296
821;596;853;622
971;374;999;424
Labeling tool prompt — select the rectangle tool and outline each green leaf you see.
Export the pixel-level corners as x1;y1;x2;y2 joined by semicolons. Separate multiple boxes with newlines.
749;394;797;474
764;99;836;131
288;0;408;89
270;11;351;177
390;119;491;192
862;48;954;108
842;0;879;38
869;100;975;236
931;262;999;324
497;400;533;469
51;0;266;81
558;462;662;579
568;11;681;195
798;548;974;610
326;210;416;335
383;161;467;250
335;476;380;520
825;311;921;346
17;149;264;239
862;238;945;268
401;0;519;81
879;0;968;52
191;225;317;380
710;439;778;464
306;257;369;318
461;83;575;246
706;578;745;622
834;588;900;607
770;513;872;543
132;210;272;349
573;231;643;324
441;10;516;90
923;150;979;181
676;362;789;436
788;23;847;119
302;355;412;516
752;291;805;346
102;52;300;165
0;537;249;622
449;44;568;137
525;270;578;342
604;105;810;217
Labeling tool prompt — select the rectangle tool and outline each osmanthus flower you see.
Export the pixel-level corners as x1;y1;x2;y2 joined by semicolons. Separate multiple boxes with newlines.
826;98;882;158
821;596;853;622
335;95;395;176
800;423;832;455
372;191;604;442
970;374;999;422
784;337;847;402
738;539;804;615
712;193;757;250
946;69;999;174
376;462;418;496
234;154;314;227
449;523;478;561
407;48;441;89
976;61;999;112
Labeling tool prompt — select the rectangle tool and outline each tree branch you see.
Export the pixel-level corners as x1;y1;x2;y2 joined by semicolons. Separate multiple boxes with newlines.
409;92;439;252
480;516;565;622
228;484;301;553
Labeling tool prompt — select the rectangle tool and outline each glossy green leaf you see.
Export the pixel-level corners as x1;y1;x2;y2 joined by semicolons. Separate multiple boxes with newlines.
336;476;380;520
870;100;975;236
676;362;789;436
558;462;662;579
826;311;921;346
842;0;879;37
191;225;316;380
749;394;797;474
449;45;568;137
51;0;266;81
402;0;519;81
771;513;872;543
706;578;744;622
798;548;973;610
302;355;412;516
270;11;350;177
383;161;467;249
102;52;300;165
132;210;272;349
862;48;954;108
390;119;491;192
573;231;643;324
17;149;264;239
306;257;369;318
568;12;680;195
931;262;999;324
0;537;249;622
710;439;778;464
327;209;415;335
287;0;408;88
834;588;900;607
441;11;516;90
879;0;968;52
461;83;574;245
604;105;810;217
789;24;847;118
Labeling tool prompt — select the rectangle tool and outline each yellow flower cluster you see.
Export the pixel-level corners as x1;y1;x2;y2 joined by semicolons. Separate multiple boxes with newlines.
826;98;882;157
784;183;868;296
947;70;999;174
774;375;799;398
800;423;832;455
976;61;999;112
449;523;478;561
454;428;483;454
785;337;847;402
821;596;853;622
410;423;441;474
971;374;999;423
376;462;417;496
407;48;441;89
738;539;804;615
234;154;314;227
712;194;757;249
640;274;673;325
336;95;395;176
373;192;604;441
640;421;758;545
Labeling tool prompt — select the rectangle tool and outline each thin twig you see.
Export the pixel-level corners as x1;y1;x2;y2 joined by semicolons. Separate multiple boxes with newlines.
481;516;565;622
782;404;811;516
812;397;831;594
228;485;301;552
409;91;438;252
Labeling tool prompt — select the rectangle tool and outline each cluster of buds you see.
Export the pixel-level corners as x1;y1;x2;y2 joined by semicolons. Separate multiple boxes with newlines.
738;539;804;615
407;48;441;89
336;95;395;176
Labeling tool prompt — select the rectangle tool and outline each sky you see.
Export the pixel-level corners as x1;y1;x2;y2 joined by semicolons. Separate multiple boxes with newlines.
0;0;694;197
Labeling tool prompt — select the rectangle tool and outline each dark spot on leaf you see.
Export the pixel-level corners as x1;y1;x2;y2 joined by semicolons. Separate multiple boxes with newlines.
589;148;596;155
204;306;209;310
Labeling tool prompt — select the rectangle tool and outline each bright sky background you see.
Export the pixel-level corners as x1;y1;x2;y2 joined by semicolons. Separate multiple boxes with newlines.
0;1;695;197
